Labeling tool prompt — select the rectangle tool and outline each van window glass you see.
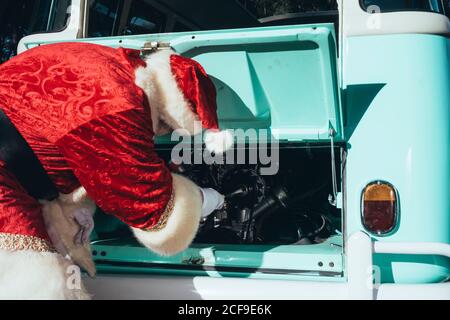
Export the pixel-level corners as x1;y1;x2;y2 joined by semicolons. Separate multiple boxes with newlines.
173;22;193;33
360;0;444;14
121;0;166;35
88;0;167;37
88;0;123;37
0;0;71;62
237;0;338;19
87;0;339;36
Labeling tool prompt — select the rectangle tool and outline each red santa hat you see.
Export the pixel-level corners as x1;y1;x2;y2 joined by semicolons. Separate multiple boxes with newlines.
135;49;233;154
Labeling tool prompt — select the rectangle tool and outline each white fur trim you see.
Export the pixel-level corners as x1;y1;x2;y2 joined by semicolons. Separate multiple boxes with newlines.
58;186;90;204
204;130;234;154
132;173;202;256
0;249;90;300
135;49;202;136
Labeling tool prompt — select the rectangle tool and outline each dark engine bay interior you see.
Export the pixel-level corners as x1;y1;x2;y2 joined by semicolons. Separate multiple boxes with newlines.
94;144;343;246
160;144;343;246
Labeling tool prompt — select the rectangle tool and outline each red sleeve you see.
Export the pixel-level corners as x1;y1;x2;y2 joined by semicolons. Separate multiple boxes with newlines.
55;108;173;230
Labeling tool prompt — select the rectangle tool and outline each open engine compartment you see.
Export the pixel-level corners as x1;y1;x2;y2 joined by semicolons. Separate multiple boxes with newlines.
89;23;345;279
91;143;345;279
93;143;344;247
159;144;343;246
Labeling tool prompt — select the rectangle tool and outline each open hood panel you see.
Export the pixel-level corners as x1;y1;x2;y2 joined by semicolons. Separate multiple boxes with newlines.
170;24;342;141
26;24;341;142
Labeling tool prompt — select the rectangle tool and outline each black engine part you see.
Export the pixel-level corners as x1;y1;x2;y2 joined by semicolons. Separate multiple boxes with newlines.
165;146;341;245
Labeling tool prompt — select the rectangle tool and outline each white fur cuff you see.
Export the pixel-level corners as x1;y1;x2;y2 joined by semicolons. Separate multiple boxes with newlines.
132;173;202;256
0;249;90;300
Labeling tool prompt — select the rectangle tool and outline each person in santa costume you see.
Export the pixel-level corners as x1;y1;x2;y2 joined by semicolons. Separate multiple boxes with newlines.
0;42;232;299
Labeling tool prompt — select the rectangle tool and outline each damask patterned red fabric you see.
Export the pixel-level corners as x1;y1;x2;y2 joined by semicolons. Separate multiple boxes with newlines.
0;160;49;240
56;108;172;230
0;42;172;238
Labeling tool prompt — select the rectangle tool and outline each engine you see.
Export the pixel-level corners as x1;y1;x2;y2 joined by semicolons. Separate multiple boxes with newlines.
166;146;342;245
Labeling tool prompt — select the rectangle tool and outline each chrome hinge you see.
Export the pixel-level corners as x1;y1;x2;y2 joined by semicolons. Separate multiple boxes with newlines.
328;127;339;207
141;41;172;53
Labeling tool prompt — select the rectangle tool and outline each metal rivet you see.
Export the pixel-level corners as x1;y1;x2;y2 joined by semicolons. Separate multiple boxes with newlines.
329;262;335;268
318;262;323;267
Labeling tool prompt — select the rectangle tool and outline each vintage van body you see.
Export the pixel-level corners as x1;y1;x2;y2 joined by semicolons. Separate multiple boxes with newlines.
17;0;450;299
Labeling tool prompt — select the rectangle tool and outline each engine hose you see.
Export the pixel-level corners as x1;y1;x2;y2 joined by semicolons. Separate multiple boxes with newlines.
298;215;327;239
250;187;289;222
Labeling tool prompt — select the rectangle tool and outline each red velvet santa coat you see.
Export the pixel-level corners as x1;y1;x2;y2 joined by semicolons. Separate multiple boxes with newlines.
0;43;206;299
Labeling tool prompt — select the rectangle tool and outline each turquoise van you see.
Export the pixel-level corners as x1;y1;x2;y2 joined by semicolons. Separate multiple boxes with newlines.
13;0;450;299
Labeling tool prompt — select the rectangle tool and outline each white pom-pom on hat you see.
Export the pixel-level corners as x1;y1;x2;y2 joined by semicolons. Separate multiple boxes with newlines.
204;129;234;154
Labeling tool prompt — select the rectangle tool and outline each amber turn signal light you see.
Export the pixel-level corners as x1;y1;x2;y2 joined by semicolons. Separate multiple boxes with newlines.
361;181;398;235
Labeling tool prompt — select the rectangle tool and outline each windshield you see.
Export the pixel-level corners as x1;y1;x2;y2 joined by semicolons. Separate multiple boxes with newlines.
87;0;339;38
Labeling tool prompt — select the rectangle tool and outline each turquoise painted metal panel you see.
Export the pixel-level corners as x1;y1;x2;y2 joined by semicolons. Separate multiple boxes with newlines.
91;236;344;281
23;24;342;142
344;34;450;283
